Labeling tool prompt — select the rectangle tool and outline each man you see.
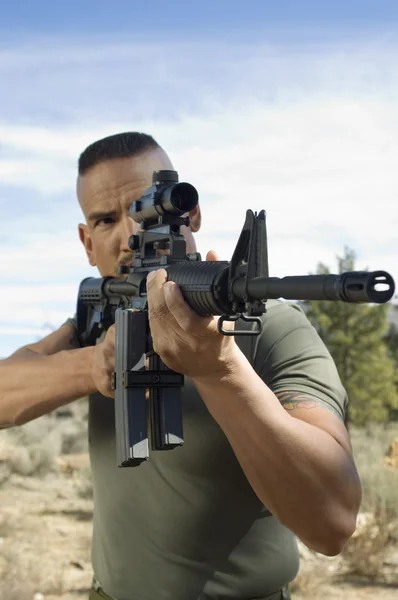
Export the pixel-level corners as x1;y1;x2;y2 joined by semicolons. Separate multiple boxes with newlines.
0;132;362;600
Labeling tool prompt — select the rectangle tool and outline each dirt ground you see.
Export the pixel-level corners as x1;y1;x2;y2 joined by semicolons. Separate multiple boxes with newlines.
0;455;397;600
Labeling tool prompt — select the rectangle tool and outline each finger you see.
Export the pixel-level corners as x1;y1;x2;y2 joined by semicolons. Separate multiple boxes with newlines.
107;325;116;346
163;281;213;332
146;269;170;319
206;250;220;262
146;268;167;288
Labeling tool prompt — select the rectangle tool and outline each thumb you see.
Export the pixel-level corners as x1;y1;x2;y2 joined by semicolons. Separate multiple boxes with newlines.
206;250;220;262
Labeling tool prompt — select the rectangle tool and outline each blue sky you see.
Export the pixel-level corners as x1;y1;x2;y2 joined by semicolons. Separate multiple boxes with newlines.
0;2;397;356
2;1;398;35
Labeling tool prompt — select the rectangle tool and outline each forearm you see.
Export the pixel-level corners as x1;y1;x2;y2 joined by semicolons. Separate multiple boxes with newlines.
192;348;361;556
0;347;97;427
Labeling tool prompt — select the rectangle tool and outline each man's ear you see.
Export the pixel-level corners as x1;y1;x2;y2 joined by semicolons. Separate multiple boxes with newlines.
189;204;201;233
78;223;97;266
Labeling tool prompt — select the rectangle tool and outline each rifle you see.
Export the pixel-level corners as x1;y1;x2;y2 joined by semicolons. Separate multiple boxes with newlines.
76;169;395;468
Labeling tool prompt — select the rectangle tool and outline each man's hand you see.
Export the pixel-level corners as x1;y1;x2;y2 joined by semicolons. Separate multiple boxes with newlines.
146;250;237;378
90;324;116;397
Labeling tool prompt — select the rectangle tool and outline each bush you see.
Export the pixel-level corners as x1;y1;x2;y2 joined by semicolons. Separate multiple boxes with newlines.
350;423;398;517
0;399;89;481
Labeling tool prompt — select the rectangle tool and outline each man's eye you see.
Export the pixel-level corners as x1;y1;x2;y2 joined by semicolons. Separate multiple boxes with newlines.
97;217;114;226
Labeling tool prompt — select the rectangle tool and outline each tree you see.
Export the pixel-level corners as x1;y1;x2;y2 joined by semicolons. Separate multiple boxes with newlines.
385;302;398;363
302;247;398;427
385;306;398;420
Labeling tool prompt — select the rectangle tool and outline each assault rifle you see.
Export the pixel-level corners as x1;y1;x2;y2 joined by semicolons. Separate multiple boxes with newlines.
76;170;395;468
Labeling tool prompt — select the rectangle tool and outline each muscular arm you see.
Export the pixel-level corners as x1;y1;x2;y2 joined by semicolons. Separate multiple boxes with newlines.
276;390;353;453
192;351;361;557
0;324;96;428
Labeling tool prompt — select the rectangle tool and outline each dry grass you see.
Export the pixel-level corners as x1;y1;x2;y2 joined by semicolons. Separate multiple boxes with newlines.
349;423;398;517
0;513;67;600
2;407;398;597
290;423;398;595
0;512;12;538
331;423;398;584
342;508;398;580
289;569;327;597
0;401;93;599
74;466;94;500
0;399;88;481
0;548;67;600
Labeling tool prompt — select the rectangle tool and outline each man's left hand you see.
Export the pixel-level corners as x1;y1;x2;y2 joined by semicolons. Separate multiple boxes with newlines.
146;250;237;379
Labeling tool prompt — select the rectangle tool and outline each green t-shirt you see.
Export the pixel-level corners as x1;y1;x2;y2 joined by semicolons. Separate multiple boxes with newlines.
65;300;347;600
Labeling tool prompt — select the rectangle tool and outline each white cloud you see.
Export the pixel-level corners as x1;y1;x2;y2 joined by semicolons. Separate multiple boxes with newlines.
0;35;397;356
0;326;56;336
0;232;89;282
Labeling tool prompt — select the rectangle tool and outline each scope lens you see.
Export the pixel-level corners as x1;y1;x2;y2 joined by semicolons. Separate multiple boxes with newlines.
170;183;198;213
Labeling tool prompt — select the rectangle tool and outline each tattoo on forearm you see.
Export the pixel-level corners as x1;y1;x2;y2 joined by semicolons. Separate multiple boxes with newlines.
275;391;319;411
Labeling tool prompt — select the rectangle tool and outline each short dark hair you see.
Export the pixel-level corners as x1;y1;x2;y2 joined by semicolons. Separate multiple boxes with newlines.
78;132;160;175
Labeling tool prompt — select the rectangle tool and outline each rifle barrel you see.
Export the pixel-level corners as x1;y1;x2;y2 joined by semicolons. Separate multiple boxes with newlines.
239;271;395;304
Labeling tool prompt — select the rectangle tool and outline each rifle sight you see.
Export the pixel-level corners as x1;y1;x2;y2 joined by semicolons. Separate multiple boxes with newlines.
130;170;198;224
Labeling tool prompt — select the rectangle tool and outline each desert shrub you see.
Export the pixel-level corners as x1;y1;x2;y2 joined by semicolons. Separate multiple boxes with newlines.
341;508;398;581
0;398;89;480
349;423;398;517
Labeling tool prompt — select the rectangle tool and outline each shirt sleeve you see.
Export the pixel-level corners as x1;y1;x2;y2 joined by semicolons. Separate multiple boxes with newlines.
62;315;78;330
253;300;348;422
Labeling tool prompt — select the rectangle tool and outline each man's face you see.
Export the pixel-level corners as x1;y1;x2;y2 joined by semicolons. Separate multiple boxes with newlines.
77;149;201;277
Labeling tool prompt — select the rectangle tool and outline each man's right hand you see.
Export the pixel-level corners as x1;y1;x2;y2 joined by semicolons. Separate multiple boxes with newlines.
90;324;116;398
